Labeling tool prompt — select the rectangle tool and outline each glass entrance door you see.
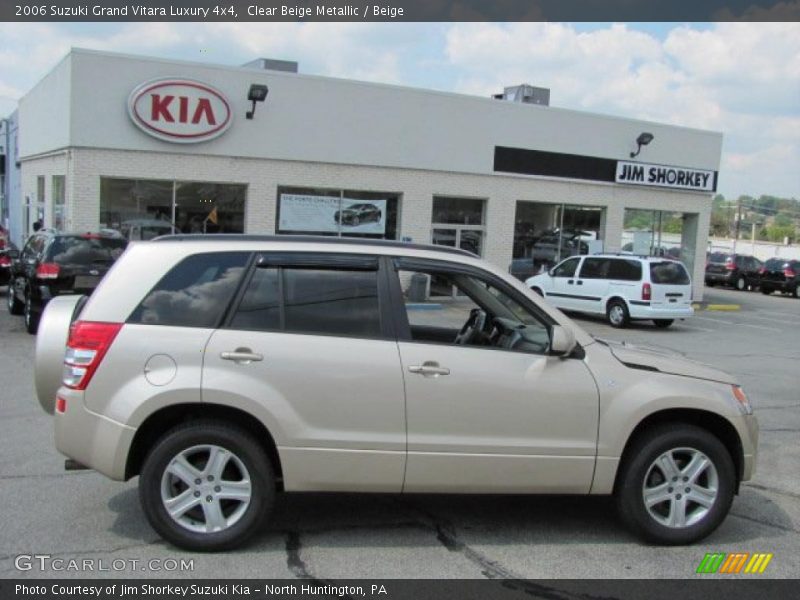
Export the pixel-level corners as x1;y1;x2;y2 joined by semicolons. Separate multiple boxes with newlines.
431;227;484;296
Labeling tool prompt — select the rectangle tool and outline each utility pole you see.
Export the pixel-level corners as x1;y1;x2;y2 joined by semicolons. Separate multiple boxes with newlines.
732;197;742;255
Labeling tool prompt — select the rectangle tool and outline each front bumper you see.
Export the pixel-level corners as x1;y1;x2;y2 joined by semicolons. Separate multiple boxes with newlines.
739;413;759;482
54;387;134;481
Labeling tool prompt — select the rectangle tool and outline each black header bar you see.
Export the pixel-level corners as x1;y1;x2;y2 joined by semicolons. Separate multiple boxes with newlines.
3;0;798;22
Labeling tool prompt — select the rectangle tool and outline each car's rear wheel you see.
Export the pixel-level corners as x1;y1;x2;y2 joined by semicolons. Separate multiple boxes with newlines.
6;280;23;315
24;290;39;334
793;285;799;299
653;319;674;328
735;276;746;291
606;300;630;328
139;421;274;551
615;424;735;545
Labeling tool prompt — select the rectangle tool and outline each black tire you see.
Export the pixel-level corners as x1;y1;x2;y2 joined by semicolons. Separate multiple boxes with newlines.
705;281;715;287
614;423;735;545
24;290;39;334
760;287;772;295
139;421;275;552
653;319;674;328
6;281;23;315
793;285;799;299
606;299;630;328
734;276;746;291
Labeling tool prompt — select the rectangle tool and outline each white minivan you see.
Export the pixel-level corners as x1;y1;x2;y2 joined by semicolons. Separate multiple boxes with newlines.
525;254;694;328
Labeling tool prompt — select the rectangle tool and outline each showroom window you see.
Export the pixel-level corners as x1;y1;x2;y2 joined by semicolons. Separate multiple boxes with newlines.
513;202;604;270
100;178;246;236
276;186;399;240
623;209;699;276
52;175;65;231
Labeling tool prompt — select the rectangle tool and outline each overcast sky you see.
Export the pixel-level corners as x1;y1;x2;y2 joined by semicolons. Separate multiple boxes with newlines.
0;21;798;199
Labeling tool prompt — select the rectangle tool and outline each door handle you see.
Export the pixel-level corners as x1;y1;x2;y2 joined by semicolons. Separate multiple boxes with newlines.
220;348;263;364
576;280;583;285
408;361;450;377
567;279;574;284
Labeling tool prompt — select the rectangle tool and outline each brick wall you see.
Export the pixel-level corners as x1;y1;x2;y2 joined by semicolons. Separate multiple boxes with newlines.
26;147;712;299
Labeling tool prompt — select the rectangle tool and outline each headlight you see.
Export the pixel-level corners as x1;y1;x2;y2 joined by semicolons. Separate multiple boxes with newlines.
732;385;753;415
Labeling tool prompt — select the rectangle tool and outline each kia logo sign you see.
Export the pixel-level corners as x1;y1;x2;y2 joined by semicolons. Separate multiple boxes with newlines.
128;78;232;143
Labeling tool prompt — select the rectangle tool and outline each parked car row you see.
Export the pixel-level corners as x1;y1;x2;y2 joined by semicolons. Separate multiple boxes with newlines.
705;252;799;298
5;229;128;333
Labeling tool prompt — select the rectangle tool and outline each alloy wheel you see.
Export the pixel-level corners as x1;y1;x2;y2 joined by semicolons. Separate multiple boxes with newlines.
609;305;625;325
160;444;252;534
642;447;719;528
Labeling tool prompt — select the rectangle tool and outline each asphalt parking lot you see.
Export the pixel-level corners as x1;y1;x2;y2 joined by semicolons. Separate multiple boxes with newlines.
0;286;797;580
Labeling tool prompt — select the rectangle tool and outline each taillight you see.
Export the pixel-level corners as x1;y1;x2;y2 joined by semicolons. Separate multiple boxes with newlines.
0;255;10;267
36;262;60;279
758;267;766;275
785;268;797;278
725;259;735;271
62;321;123;391
642;282;652;301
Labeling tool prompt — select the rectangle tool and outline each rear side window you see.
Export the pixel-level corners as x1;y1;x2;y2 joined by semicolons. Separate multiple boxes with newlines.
650;261;690;285
48;236;127;264
129;252;250;328
607;259;642;281
230;266;382;338
579;258;611;279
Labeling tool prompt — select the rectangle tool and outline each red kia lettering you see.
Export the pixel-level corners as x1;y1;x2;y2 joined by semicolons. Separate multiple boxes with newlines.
191;98;216;125
150;94;175;122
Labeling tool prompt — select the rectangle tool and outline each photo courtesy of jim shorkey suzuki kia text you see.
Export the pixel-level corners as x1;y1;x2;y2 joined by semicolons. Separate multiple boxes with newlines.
14;583;387;597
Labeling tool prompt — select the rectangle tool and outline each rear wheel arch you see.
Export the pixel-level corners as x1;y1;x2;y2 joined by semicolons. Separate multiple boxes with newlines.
125;403;283;489
614;409;744;493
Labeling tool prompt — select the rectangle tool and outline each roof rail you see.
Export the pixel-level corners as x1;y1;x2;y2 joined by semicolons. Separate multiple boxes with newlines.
152;234;477;257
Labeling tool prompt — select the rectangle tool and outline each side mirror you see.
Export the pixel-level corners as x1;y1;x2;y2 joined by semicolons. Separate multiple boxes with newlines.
548;269;555;277
550;325;577;357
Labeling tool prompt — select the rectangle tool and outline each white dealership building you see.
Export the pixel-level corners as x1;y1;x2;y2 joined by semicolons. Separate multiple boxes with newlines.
15;49;721;297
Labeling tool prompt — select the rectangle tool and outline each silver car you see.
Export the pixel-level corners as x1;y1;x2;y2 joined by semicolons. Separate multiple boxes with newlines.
34;235;758;551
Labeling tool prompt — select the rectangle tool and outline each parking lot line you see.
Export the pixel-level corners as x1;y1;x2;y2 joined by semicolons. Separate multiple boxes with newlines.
746;314;800;325
692;315;735;325
738;323;782;332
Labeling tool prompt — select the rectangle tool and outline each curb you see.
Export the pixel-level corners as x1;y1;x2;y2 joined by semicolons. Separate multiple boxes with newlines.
692;303;741;311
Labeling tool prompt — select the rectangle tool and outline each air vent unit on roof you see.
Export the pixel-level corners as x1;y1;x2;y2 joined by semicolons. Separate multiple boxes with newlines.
241;58;299;73
492;84;550;106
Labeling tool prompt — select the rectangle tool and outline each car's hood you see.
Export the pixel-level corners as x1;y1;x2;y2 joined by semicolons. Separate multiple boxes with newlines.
597;338;737;385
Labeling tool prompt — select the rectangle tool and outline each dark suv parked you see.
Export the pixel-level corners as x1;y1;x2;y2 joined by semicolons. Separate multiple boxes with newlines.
705;252;762;291
759;258;800;297
7;231;127;333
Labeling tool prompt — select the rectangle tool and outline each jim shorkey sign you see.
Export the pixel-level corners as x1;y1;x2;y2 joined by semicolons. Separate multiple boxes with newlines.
616;161;716;192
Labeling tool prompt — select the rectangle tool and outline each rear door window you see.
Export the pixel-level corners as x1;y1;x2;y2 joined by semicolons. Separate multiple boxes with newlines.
578;258;611;279
607;259;642;281
229;256;383;339
650;261;690;285
129;252;250;327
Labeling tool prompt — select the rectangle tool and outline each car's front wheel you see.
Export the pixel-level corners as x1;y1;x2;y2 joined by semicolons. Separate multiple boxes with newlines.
606;300;630;328
615;424;735;545
6;280;23;315
24;290;40;334
139;421;275;551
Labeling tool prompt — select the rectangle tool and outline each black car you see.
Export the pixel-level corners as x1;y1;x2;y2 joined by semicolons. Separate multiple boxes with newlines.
7;231;128;333
0;243;17;287
705;252;762;290
759;258;800;297
334;203;382;227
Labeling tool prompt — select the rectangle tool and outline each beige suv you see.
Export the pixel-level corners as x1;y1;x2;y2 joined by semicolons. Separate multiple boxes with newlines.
34;236;758;551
